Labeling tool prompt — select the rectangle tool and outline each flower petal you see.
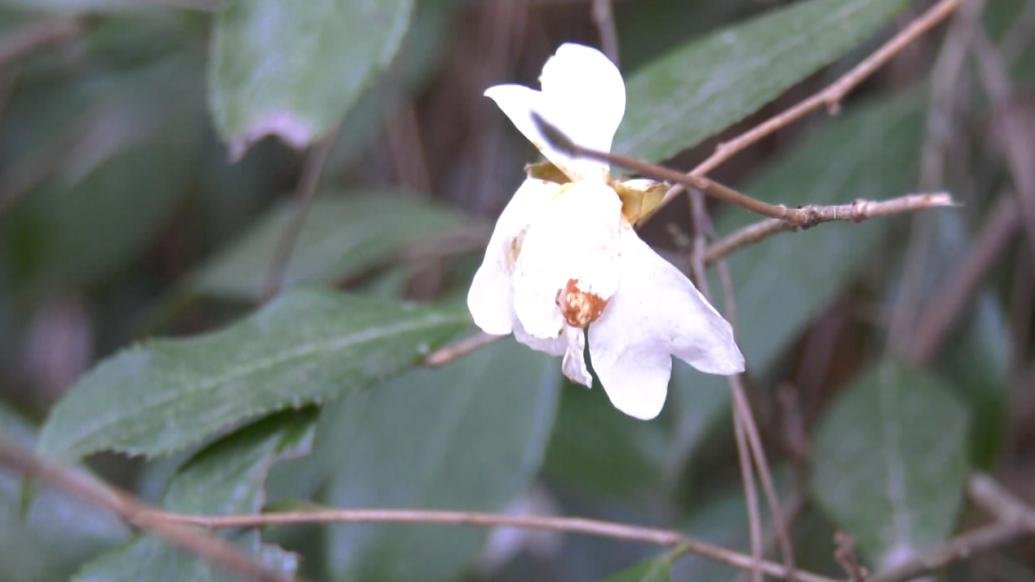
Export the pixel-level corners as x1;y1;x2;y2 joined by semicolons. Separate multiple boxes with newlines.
560;327;592;387
467;177;560;335
588;227;744;420
539;43;625;154
484;43;625;182
513;321;591;387
511;181;622;339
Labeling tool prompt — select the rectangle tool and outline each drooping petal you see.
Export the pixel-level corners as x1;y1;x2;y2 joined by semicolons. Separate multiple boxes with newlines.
588;227;744;420
560;327;592;387
513;320;591;387
484;43;625;183
467;177;561;335
511;181;622;339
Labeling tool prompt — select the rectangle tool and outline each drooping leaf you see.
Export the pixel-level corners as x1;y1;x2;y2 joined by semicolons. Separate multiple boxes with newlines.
74;411;315;582
720;92;925;372
0;404;129;582
615;0;906;162
810;362;970;569
209;0;415;156
191;193;468;301
321;338;560;582
38;287;468;461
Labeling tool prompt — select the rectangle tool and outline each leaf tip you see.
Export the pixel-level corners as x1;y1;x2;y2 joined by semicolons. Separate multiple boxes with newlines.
228;112;317;161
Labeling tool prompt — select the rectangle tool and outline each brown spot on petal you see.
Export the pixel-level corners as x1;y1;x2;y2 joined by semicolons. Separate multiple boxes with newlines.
557;278;608;328
506;232;525;269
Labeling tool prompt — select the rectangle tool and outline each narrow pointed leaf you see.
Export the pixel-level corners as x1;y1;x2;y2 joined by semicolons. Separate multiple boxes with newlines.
810;362;970;569
38;288;467;461
615;0;906;161
74;412;315;582
191;193;468;301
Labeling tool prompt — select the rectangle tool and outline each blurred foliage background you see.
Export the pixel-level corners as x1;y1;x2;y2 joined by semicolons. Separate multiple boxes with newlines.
1;0;1033;580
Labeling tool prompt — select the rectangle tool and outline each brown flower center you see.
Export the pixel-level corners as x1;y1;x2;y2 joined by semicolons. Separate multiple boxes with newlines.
557;278;608;328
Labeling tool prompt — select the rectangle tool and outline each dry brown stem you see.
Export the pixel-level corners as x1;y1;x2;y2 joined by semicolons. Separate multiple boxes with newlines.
704;193;956;265
424;331;503;366
654;0;962;215
263;130;339;300
733;403;765;582
971;25;1035;257
591;0;620;65
152;506;837;582
0;438;294;582
872;474;1035;582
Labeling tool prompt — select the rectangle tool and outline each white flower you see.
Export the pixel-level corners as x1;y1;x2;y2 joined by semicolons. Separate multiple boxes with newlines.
468;43;744;420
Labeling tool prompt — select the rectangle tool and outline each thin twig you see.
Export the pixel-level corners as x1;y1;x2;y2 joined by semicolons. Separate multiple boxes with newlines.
655;0;962;216
150;507;838;582
0;17;83;71
591;0;620;65
545;134;799;222
833;531;869;582
704;193;956;265
968;473;1035;529
909;194;1021;364
539;115;953;229
0;438;294;582
688;186;796;579
970;24;1035;257
424;331;502;366
872;474;1035;582
733;405;765;582
871;522;1026;582
262;130;339;300
732;375;798;580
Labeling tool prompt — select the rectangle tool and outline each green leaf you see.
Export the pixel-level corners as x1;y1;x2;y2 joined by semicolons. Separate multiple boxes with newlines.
73;411;315;582
810;362;970;568
4;142;193;291
543;379;667;501
721;92;924;372
614;0;906;161
1;55;202;291
886;209;1010;467
0;403;129;582
209;0;414;156
322;338;560;582
666;362;733;488
603;554;673;582
38;287;468;461
191;192;468;301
